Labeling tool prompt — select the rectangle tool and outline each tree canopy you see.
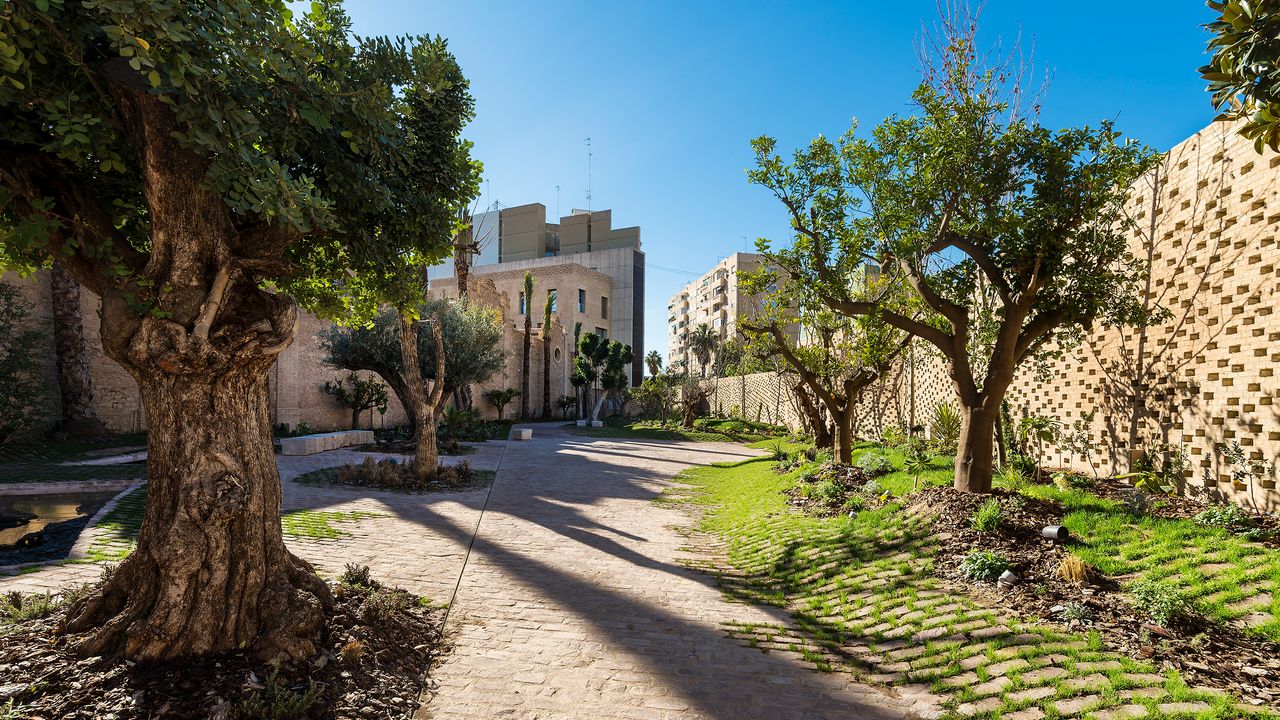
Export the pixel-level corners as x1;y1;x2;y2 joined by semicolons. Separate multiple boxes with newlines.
749;12;1158;491
1201;0;1280;152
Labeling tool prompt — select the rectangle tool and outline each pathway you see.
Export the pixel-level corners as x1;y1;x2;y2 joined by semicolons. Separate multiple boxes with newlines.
415;424;920;720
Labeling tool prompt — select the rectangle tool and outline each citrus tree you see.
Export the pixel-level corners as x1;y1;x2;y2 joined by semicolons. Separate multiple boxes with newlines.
0;0;475;659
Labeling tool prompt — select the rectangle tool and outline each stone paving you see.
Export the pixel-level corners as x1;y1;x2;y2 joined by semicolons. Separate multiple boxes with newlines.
0;425;923;719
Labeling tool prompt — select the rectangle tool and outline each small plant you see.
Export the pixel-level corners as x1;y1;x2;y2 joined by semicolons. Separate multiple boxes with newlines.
1016;415;1060;471
880;425;906;448
958;550;1011;582
1009;454;1038;480
338;563;374;589
842;494;866;513
555;395;576;419
1057;601;1091;622
994;465;1026;491
1193;502;1253;531
1114;469;1172;495
815;479;845;504
1056;411;1099;479
1130;578;1191;628
1054;554;1093;585
856;450;893;477
1218;439;1274;490
930;401;961;452
1122;488;1151;516
903;438;933;492
361;588;415;623
235;668;320;720
970;498;1004;532
767;440;789;461
0;591;60;623
339;638;366;664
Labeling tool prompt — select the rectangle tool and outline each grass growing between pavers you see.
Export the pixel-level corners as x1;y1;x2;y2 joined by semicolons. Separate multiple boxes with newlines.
81;486;384;562
575;416;790;444
0;433;149;486
672;454;1271;719
294;466;496;493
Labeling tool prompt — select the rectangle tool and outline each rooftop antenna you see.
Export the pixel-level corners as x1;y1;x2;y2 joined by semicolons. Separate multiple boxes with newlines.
555;185;561;219
585;136;593;212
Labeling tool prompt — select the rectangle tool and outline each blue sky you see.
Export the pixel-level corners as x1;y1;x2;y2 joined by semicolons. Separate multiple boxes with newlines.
344;1;1218;359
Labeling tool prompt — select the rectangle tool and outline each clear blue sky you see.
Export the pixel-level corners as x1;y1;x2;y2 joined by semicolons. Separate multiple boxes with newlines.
343;1;1218;360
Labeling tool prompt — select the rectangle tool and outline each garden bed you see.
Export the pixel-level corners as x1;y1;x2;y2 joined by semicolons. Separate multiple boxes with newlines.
0;568;445;719
295;459;494;493
910;485;1280;706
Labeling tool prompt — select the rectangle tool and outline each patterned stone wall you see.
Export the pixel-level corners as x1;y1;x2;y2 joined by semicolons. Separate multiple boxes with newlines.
708;120;1280;511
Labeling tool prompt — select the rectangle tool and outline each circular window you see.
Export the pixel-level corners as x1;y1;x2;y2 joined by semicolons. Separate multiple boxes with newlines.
553;347;562;362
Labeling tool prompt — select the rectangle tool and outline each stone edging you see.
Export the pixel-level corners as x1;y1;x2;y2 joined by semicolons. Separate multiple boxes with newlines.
66;480;146;561
1;478;139;496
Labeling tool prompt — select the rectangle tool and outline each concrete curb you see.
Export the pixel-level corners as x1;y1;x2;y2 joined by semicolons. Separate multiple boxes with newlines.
1;478;139;496
66;480;145;562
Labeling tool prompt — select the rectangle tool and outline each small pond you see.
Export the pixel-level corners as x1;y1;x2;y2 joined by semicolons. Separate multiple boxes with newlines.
0;491;120;566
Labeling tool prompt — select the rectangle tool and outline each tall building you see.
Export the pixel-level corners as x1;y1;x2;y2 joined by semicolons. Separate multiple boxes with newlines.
667;252;793;374
430;202;646;385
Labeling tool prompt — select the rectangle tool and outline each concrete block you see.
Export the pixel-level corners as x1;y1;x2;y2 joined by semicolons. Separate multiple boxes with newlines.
280;430;372;456
512;428;533;441
591;420;604;428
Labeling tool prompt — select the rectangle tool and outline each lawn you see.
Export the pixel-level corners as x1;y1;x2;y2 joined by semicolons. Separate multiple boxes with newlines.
0;433;148;485
576;416;790;444
671;450;1271;719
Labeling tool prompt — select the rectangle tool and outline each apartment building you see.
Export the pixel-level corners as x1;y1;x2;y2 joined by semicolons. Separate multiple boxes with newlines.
667;252;793;374
429;202;646;385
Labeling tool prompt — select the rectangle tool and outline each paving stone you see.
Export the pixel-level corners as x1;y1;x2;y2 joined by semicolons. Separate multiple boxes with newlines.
972;676;1013;696
1004;708;1046;720
1020;666;1068;684
1053;694;1103;716
1007;685;1056;703
956;697;1004;716
1075;661;1125;672
1156;702;1212;715
1062;673;1110;691
987;658;1032;677
1093;704;1149;720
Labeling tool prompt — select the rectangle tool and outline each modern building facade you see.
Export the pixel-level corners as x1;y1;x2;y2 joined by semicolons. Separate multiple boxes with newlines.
431;202;646;385
667;252;792;374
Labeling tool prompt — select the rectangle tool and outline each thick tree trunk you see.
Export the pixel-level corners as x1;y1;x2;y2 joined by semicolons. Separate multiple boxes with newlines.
49;262;104;438
351;406;360;430
833;413;853;465
417;414;439;482
954;403;998;493
62;357;330;660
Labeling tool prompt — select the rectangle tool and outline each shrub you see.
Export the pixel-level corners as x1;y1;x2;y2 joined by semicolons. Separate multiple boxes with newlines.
0;591;60;623
970;498;1003;532
1194;502;1252;530
361;588;415;623
338;563;374;589
856;450;893;477
339;638;366;664
843;494;867;513
1130;579;1191;627
234;668;320;720
1057;602;1091;622
930;402;961;452
880;425;906;447
1055;555;1093;585
958;551;1011;582
815;479;845;504
994;465;1026;491
767;440;789;461
1122;489;1151;516
1009;454;1038;478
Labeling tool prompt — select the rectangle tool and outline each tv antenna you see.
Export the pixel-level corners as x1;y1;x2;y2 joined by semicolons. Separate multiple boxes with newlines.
585;136;593;211
555;185;561;219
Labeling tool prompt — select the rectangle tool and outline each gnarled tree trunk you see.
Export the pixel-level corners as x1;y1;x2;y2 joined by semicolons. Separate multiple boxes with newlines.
954;402;998;493
50;261;104;438
62;291;330;661
396;311;447;484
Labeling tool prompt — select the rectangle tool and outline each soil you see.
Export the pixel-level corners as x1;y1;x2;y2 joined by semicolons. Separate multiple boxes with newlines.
0;577;445;719
296;459;492;493
910;485;1280;708
784;464;890;517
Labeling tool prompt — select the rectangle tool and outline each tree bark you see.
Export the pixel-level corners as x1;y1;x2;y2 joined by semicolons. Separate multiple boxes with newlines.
396;312;448;485
542;335;552;419
833;410;854;465
351;406;361;430
954;403;998;493
49;261;105;438
521;318;532;421
62;306;330;661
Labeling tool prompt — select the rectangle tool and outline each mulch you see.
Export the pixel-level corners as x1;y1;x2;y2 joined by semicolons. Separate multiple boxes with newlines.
910;485;1280;708
0;579;445;719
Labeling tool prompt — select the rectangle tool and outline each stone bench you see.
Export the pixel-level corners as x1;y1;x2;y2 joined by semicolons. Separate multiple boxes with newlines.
512;428;532;441
279;430;375;456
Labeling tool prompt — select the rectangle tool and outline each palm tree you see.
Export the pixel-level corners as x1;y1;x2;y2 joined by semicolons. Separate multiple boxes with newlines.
688;323;718;378
542;290;554;419
644;350;663;378
520;271;534;420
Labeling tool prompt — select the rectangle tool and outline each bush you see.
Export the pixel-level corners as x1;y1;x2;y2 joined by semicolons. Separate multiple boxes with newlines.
1009;454;1037;479
1193;502;1252;530
856;450;893;477
880;425;906;447
930;402;961;452
0;591;60;623
338;563;374;589
767;440;789;461
815;479;845;504
958;550;1011;582
234;668;320;720
1130;579;1191;627
994;465;1026;491
1054;554;1093;585
361;588;415;623
970;498;1003;532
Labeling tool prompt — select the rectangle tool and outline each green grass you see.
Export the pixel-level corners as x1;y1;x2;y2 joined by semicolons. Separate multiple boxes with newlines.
575;416;789;444
0;432;148;485
280;509;382;539
847;442;953;496
671;453;1269;719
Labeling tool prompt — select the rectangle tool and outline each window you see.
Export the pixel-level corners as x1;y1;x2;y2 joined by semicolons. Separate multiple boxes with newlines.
595;327;607;339
518;292;526;315
601;296;609;318
577;288;586;313
548;288;557;313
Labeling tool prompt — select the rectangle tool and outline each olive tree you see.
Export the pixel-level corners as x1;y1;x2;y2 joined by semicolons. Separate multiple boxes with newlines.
749;13;1158;492
0;0;475;659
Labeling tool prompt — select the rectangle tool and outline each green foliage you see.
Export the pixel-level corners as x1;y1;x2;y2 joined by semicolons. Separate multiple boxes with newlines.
234;667;320;720
0;590;60;624
321;300;505;400
880;425;906;448
0;284;47;446
322;372;389;427
360;588;415;623
929;401;960;452
338;563;373;590
1217;439;1275;488
483;388;520;420
970;498;1003;533
555;395;576;419
1193;502;1253;531
710;337;772;377
958;550;1011;583
1016;416;1060;469
1129;579;1192;628
902;438;933;492
1114;470;1172;495
993;465;1026;492
0;0;480;319
1201;0;1280;152
687;323;719;377
573;331;632;416
856;450;893;478
644;350;663;377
